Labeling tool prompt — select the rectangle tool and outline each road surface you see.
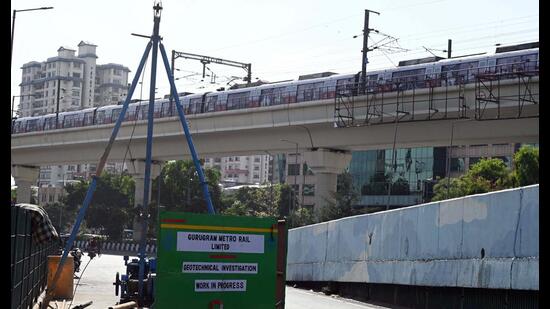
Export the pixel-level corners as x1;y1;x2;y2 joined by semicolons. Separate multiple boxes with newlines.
68;254;391;308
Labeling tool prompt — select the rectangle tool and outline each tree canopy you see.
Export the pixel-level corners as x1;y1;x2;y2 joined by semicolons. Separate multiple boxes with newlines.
432;145;539;201
153;160;223;213
63;172;135;240
513;146;539;186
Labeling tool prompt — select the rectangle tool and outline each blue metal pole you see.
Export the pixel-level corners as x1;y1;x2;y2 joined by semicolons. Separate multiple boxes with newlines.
137;10;161;303
45;41;153;302
159;42;216;214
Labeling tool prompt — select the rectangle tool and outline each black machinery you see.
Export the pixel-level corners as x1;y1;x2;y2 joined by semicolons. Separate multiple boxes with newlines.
113;255;157;306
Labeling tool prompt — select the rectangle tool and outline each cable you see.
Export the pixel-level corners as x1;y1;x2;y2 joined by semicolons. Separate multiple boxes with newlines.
120;56;149;184
68;256;93;309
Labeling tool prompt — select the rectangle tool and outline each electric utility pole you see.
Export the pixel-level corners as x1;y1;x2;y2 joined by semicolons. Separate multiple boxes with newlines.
361;9;380;94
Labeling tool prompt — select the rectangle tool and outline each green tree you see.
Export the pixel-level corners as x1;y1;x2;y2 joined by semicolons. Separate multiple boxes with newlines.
11;188;16;204
467;158;511;190
43;202;78;234
513;145;539;186
153;160;223;213
223;185;282;218
63;172;135;240
221;183;313;228
432;158;513;201
318;171;360;222
277;184;298;218
287;207;315;228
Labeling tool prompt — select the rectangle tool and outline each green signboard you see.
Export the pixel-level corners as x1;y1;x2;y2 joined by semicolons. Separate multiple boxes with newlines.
156;211;287;308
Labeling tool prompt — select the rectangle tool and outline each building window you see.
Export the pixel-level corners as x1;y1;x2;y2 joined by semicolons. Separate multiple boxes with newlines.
450;158;465;172
73;72;81;78
303;163;314;175
469;157;483;168
303;184;315;196
288;164;300;176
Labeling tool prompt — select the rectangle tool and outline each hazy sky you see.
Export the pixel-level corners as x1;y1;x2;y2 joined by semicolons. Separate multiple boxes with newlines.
11;0;538;109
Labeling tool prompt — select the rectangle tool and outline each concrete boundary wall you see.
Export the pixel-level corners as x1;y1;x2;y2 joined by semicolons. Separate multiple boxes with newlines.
286;185;539;290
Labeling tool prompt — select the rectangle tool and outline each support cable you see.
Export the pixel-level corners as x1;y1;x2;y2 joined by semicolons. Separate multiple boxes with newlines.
67;257;94;309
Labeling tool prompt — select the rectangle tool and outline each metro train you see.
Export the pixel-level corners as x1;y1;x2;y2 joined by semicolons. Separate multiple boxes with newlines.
12;47;538;135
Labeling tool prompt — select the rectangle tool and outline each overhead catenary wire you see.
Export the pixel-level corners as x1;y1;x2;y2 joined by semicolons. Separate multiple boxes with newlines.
254;34;537;78
253;30;537;76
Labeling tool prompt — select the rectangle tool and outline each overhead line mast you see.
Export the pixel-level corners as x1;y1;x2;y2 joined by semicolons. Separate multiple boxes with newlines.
360;9;380;94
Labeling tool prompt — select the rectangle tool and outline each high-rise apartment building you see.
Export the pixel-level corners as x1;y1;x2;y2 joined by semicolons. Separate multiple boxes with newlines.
18;41;130;205
18;41;130;117
204;155;272;186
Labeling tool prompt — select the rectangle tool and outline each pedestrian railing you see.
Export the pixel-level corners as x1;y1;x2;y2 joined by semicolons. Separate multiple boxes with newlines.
11;205;57;309
73;240;157;255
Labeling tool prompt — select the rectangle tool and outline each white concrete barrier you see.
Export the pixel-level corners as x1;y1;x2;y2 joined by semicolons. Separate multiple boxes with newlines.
286;185;539;290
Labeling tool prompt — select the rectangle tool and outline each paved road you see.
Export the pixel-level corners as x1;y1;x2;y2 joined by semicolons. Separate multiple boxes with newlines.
69;254;391;309
285;287;391;309
70;254;127;308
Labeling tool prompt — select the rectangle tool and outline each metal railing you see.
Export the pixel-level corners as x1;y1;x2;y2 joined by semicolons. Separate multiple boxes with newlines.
11;205;57;309
335;65;539;128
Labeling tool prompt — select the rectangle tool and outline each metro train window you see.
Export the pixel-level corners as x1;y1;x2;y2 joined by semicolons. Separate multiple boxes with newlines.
392;68;426;89
497;53;538;73
441;61;478;81
84;111;94;126
205;96;218;112
44;117;56;130
227;92;250;110
63;115;77;128
523;53;538;71
336;77;356;95
96;110;106;124
297;82;324;102
111;108;122;122
260;87;286;106
161;101;171;117
190;97;203;114
140;105;149;120
153;102;163;118
13;121;23;133
26;119;39;132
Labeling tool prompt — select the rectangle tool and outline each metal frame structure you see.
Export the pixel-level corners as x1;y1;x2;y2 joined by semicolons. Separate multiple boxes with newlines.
334;69;538;128
42;3;215;307
171;50;252;84
475;70;538;120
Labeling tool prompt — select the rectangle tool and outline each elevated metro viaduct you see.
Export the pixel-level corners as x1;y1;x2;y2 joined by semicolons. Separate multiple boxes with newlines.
12;78;538;220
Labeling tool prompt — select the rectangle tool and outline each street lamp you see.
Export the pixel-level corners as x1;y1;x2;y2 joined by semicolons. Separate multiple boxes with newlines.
11;7;54;68
281;139;300;212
